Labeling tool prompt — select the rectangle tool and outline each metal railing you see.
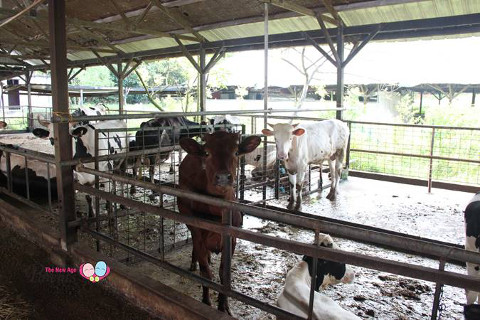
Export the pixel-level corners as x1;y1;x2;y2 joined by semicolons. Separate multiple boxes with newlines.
75;165;480;320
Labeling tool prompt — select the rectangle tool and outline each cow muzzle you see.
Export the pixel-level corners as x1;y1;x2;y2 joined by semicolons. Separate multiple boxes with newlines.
342;267;355;284
215;172;233;187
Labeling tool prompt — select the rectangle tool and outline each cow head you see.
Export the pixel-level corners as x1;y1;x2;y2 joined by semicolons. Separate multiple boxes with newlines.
262;123;305;161
302;234;355;290
0;121;7;129
33;115;55;145
180;131;261;194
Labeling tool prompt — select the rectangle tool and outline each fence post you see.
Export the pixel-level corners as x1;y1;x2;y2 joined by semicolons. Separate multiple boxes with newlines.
307;230;320;320
428;127;435;193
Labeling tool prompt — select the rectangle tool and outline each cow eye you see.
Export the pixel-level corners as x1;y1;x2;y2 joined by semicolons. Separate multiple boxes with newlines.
204;151;209;156
235;151;239;156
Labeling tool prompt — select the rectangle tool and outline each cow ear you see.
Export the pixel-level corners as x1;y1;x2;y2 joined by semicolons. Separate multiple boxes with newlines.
71;126;87;137
32;128;50;138
0;121;7;129
261;129;273;136
292;128;305;136
180;137;204;156
238;135;261;155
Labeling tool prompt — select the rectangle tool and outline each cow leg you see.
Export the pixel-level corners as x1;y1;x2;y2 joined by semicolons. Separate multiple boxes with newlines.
86;194;94;218
191;229;213;306
190;247;198;271
465;236;480;304
326;160;337;201
287;173;297;211
294;169;305;212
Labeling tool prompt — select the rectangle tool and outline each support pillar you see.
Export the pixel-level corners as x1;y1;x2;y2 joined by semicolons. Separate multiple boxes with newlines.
49;0;77;249
198;44;206;121
336;22;344;120
79;89;84;106
472;89;476;107
118;62;125;114
419;91;423;115
26;72;33;131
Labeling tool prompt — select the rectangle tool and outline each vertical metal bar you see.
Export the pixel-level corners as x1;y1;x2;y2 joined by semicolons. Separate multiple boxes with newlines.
199;43;206;122
27;77;33;131
274;159;280;200
419;91;424;116
336;22;344;120
346;122;352;168
308;164;312;192
0;81;5;123
262;2;269;204
79;89;84;106
239;124;246;201
222;209;233;293
428;127;435;193
46;162;52;212
5;152;12;192
307;230;320;320
24;157;30;200
49;0;77;249
95;129;100;251
431;259;446;320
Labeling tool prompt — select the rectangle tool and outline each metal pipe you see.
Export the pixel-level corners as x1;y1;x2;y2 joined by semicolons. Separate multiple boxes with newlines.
428;127;436;193
75;167;480;266
0;186;51;215
82;227;305;320
49;108;342;123
350;148;480;165
0;143;55;163
75;184;480;293
431;259;446;320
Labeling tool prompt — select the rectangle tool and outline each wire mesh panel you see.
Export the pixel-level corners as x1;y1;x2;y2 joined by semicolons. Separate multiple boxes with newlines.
349;121;480;186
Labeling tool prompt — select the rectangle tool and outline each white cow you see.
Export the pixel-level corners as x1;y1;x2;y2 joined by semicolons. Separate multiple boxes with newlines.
465;191;480;305
262;119;349;211
277;234;358;320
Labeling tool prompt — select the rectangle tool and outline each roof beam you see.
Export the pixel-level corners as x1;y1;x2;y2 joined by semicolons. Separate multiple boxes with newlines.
321;0;343;25
0;0;46;28
108;0;131;29
151;0;205;42
265;0;338;26
343;25;381;67
74;24;124;54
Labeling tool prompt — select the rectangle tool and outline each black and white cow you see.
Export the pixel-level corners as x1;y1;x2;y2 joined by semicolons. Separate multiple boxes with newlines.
129;116;207;190
209;114;242;132
32;106;127;216
0;145;57;200
465;192;480;305
277;234;357;320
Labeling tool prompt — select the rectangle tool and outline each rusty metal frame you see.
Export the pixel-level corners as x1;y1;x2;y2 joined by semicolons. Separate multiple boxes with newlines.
73;171;480;319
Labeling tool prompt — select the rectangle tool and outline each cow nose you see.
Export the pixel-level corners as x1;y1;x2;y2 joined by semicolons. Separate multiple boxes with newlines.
278;153;287;161
342;268;355;284
215;172;232;186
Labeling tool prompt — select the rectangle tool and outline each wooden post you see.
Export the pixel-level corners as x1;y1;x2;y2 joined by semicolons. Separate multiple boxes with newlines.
336;22;344;120
26;72;33;131
419;91;423;115
472;89;476;107
118;62;124;114
49;0;77;249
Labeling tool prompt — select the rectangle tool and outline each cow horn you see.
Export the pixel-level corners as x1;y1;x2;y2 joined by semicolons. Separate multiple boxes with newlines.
37;115;51;127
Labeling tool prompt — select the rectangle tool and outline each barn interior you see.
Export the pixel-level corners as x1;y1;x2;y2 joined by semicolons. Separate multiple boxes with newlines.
0;1;479;319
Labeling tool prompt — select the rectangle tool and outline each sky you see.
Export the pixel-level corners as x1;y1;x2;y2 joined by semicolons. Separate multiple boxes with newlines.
220;36;480;87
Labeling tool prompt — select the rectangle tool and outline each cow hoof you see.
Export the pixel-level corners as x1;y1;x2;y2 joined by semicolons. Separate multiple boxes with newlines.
189;262;197;271
129;186;136;195
218;306;232;316
326;191;336;201
202;297;212;306
294;205;302;212
287;202;295;211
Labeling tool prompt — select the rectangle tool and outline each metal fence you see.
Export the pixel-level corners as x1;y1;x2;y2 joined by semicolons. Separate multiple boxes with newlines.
0;111;479;319
348;121;480;191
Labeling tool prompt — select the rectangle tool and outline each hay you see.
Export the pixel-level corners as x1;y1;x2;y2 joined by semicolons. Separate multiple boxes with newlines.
0;285;30;320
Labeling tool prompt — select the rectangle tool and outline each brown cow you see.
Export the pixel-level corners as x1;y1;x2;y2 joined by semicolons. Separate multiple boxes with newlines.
178;131;261;314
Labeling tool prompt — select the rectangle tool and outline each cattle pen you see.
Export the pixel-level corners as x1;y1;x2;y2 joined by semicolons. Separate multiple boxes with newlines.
0;108;479;320
1;1;480;319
